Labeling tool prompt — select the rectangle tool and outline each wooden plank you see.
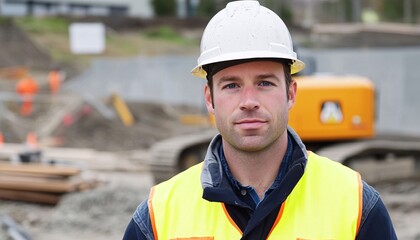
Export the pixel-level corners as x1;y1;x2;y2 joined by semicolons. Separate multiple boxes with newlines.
0;189;61;205
0;174;102;193
0;175;77;193
0;171;67;179
76;177;103;191
0;163;80;177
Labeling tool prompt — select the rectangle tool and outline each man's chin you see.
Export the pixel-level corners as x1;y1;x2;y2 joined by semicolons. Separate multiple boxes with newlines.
233;136;270;152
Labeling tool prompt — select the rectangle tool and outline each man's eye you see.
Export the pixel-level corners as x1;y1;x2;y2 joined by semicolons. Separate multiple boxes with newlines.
259;81;274;86
223;83;238;89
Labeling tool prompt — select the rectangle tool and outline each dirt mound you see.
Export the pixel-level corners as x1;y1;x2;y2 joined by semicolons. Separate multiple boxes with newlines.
0;21;53;70
55;101;209;151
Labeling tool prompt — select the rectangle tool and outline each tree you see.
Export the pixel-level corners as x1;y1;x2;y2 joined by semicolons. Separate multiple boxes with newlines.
196;0;217;17
152;0;176;17
381;0;403;21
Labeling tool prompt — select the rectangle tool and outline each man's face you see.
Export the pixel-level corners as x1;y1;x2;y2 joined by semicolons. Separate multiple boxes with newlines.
205;61;297;152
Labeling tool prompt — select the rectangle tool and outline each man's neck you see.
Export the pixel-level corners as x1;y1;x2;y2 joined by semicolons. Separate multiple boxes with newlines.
222;133;288;200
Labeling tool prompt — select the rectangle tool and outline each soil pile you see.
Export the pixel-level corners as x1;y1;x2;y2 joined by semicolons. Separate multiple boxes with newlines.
55;101;210;151
0;22;52;70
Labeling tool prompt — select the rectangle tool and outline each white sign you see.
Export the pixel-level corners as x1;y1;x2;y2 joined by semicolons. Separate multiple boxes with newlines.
69;23;105;54
320;101;343;124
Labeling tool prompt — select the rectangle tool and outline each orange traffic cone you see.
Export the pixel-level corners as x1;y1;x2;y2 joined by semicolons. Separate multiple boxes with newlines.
26;132;38;148
0;132;4;146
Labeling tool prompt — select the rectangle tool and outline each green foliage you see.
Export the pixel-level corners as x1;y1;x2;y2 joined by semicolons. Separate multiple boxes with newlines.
0;17;13;26
341;0;353;22
278;4;293;25
263;0;293;24
151;0;177;17
381;0;403;21
15;17;69;34
144;26;196;45
145;26;179;39
196;0;217;17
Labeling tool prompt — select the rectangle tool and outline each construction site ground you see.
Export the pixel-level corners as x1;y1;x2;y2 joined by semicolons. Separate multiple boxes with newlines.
1;18;420;239
0;93;211;239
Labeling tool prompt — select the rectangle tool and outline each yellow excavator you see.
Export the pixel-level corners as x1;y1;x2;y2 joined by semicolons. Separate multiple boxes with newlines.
289;75;375;141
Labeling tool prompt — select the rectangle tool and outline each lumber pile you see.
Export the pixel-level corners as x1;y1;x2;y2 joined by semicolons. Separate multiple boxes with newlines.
0;162;101;205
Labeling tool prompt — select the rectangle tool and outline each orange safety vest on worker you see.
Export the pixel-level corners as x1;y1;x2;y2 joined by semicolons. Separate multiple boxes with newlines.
16;76;38;116
149;152;362;239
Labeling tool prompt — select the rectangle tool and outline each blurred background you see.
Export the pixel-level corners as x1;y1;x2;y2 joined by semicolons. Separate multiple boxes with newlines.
0;0;419;239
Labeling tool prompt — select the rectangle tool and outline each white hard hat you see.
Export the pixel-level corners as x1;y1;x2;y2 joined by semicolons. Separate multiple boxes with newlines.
191;0;305;79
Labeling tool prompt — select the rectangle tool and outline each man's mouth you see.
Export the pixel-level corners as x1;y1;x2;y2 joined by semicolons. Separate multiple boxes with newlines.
235;119;267;129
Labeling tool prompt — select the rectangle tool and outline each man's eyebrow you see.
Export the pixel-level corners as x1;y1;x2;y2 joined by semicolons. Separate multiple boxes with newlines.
256;73;280;81
217;75;239;86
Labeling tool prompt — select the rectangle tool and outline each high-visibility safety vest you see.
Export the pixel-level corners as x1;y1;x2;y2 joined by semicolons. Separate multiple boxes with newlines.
148;152;362;240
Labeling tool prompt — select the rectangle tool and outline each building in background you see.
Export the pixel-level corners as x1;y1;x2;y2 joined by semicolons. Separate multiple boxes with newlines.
0;0;153;18
0;0;418;27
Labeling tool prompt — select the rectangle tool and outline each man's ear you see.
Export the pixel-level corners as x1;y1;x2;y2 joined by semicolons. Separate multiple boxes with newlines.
205;85;214;114
288;80;297;110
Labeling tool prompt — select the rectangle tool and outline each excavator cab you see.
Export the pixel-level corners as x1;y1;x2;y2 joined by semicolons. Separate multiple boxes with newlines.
289;75;375;142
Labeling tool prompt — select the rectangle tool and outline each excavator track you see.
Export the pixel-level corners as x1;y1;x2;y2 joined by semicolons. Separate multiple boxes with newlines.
316;136;420;183
147;129;218;183
148;131;420;184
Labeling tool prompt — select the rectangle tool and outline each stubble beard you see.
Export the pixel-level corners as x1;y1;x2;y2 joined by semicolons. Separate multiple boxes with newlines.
219;112;289;154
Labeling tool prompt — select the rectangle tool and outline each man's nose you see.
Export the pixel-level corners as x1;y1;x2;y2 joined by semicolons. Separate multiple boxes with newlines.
239;87;259;111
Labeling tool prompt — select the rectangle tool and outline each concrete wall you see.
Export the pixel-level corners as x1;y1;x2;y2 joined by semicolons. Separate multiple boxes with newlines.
64;55;206;109
127;0;153;18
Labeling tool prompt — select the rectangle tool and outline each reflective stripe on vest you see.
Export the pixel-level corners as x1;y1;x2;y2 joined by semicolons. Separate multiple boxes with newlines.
149;152;362;240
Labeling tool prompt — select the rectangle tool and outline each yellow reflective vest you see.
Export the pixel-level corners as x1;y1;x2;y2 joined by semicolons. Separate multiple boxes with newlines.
148;152;362;240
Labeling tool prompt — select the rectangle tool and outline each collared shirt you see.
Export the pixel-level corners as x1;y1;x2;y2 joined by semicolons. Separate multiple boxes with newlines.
218;134;293;209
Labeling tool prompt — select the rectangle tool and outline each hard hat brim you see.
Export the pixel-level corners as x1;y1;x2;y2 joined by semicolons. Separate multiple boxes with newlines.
192;55;305;79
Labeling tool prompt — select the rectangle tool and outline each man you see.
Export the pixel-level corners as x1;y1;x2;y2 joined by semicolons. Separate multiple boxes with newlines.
124;1;396;239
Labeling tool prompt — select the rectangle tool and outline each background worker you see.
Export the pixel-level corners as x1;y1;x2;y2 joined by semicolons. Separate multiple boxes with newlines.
124;1;396;239
15;75;38;116
48;67;64;95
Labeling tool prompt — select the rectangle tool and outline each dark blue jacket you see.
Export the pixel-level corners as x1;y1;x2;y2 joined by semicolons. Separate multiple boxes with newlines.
124;128;397;239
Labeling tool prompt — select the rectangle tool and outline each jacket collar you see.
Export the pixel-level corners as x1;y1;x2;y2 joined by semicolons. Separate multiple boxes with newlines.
201;126;308;203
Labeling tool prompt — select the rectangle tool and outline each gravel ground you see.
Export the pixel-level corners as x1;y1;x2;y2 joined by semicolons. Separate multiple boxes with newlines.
375;180;420;240
0;171;153;240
